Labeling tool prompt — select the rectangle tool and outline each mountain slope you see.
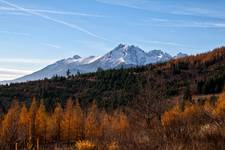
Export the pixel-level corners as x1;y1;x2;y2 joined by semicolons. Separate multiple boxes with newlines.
0;46;224;110
3;44;185;83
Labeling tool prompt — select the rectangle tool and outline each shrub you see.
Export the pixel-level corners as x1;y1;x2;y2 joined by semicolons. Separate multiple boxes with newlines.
75;140;95;150
108;141;119;150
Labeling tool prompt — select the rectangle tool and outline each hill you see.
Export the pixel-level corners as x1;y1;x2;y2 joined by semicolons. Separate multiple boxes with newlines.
1;46;225;149
0;46;225;111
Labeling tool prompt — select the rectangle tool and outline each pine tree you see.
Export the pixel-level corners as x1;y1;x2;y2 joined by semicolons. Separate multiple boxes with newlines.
66;69;71;77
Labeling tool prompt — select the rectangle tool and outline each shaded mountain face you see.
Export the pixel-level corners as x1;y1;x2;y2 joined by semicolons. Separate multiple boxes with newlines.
147;50;172;62
174;52;188;58
3;44;187;83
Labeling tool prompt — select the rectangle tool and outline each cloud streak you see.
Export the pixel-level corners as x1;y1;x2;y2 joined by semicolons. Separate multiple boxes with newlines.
0;68;33;80
0;30;30;36
0;0;109;41
0;68;33;75
0;6;104;17
96;0;145;10
0;58;55;64
96;0;225;20
143;40;186;47
133;18;225;29
42;43;61;49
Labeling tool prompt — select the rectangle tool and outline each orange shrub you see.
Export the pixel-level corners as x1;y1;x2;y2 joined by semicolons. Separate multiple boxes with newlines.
75;140;96;150
161;106;180;126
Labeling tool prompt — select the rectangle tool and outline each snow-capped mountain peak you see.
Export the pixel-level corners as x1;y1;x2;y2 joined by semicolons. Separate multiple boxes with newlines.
73;55;81;59
2;44;185;84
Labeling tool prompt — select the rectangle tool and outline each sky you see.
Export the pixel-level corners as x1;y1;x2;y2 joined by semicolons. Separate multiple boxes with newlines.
0;0;225;81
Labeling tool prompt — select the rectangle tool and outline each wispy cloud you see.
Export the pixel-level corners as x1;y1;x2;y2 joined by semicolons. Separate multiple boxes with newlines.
0;30;30;36
96;0;147;10
133;18;225;29
0;68;33;75
96;0;225;20
0;58;55;64
0;68;33;80
0;0;109;41
142;40;186;47
0;6;104;17
171;7;225;20
42;43;61;49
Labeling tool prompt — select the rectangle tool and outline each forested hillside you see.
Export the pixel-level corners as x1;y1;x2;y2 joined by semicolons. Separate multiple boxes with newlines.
1;47;225;111
0;47;225;149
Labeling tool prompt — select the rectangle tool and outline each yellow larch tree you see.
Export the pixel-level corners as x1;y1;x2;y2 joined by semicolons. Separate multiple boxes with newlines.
49;102;63;142
61;98;76;143
35;100;48;145
18;103;30;147
85;101;99;140
1;100;20;149
74;100;84;140
29;97;38;146
112;111;129;139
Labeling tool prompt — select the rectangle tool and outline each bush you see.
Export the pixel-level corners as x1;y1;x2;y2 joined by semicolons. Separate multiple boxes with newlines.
75;140;96;150
108;141;119;150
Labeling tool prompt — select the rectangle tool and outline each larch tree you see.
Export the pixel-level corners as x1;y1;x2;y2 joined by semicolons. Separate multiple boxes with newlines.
50;102;63;142
1;100;20;149
112;112;129;139
18;103;30;147
99;111;112;141
74;100;84;140
62;98;76;143
85;101;99;140
35;100;48;145
29;97;38;147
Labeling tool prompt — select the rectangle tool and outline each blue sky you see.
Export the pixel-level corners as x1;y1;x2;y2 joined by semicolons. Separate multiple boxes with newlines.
0;0;225;80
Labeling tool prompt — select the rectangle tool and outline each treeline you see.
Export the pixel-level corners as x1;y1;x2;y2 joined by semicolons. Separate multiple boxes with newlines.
0;67;142;112
1;47;225;114
0;98;130;150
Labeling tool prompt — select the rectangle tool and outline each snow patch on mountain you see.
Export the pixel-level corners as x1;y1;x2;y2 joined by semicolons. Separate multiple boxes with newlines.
1;44;188;84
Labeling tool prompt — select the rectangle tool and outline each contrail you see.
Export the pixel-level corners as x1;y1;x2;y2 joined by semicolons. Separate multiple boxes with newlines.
0;0;109;41
0;6;105;17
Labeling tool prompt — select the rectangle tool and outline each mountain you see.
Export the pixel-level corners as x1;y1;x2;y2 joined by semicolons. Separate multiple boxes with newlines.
147;50;172;62
2;44;186;83
174;52;188;58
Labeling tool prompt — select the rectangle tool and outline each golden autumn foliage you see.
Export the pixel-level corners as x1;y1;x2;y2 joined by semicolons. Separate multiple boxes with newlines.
85;101;99;139
161;96;225;128
214;93;225;118
48;102;63;141
0;99;131;149
18;103;30;145
161;105;180;126
61;98;77;142
0;100;20;149
160;94;225;150
0;94;225;149
108;141;119;150
75;140;96;150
